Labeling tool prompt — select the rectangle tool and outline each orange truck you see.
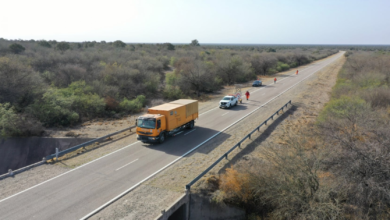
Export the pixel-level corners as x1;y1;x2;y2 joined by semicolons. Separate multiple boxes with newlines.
136;99;198;144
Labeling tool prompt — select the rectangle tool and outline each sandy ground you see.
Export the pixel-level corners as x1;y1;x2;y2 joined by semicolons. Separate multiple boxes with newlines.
0;53;345;220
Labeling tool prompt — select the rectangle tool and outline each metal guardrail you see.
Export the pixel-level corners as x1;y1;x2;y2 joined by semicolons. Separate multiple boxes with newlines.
46;125;136;160
185;100;292;190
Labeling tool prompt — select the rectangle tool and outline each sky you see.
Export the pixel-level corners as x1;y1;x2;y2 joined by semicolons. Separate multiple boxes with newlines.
1;0;389;44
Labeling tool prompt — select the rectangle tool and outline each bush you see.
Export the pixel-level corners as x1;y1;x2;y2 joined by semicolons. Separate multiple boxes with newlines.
119;95;146;113
276;62;290;72
31;88;79;126
113;40;126;48
0;103;21;136
319;96;368;121
163;85;184;99
9;43;25;54
37;40;51;48
56;42;70;52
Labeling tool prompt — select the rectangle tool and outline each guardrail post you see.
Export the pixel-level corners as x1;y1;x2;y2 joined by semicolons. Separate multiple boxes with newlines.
238;143;241;149
8;169;13;176
224;153;228;159
186;188;191;220
276;110;279;115
56;148;59;161
248;134;251;140
271;116;274;120
265;120;267;125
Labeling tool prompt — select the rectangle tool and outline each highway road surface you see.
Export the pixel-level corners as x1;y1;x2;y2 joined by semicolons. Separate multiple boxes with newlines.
0;52;344;220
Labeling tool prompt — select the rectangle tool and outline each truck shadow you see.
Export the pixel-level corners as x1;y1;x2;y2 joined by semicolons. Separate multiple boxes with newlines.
218;105;297;173
142;127;231;156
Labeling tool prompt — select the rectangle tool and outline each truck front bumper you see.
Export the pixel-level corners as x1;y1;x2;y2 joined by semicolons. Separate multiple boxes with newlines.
137;135;160;143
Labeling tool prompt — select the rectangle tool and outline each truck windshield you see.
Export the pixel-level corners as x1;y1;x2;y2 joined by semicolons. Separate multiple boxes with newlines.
222;97;231;100
137;118;156;129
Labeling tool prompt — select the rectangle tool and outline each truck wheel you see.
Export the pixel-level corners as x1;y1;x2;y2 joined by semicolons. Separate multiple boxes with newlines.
159;133;165;144
234;101;237;106
187;121;194;129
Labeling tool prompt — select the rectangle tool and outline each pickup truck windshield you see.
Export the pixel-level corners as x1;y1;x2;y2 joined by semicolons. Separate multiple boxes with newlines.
222;97;231;100
137;118;156;129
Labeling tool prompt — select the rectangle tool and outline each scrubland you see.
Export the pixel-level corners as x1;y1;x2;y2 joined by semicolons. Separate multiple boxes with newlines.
0;38;338;137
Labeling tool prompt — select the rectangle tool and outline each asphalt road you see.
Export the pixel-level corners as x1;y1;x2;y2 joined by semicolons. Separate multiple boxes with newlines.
0;52;344;220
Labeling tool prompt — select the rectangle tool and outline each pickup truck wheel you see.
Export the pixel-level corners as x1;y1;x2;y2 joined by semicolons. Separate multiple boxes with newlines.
159;133;165;144
227;103;231;109
234;101;237;106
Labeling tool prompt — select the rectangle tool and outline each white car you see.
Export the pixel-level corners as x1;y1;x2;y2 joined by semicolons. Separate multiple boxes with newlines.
219;95;238;109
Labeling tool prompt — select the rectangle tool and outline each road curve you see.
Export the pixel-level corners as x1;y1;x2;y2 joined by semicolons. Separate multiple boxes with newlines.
0;52;345;220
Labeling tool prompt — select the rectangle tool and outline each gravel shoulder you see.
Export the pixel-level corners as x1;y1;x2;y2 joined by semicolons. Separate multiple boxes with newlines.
0;53;345;220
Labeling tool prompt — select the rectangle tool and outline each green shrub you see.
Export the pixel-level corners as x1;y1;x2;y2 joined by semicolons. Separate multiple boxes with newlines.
0;103;21;136
318;96;368;122
276;62;290;72
163;85;184;99
30;81;105;125
119;95;146;113
170;57;176;66
31;88;79;126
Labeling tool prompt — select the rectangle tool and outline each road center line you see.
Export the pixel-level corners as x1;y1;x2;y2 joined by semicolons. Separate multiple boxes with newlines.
221;112;230;116
184;129;197;135
116;159;139;171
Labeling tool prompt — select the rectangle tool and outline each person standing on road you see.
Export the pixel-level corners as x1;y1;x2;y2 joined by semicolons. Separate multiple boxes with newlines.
245;91;250;100
274;77;277;84
296;70;299;75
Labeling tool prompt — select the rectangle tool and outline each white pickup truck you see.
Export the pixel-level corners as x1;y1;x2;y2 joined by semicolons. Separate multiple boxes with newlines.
219;93;241;109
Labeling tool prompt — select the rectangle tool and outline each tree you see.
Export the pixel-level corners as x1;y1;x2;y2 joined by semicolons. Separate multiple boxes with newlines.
164;43;175;50
9;43;25;54
37;40;51;48
56;42;70;52
190;39;200;46
113;40;126;48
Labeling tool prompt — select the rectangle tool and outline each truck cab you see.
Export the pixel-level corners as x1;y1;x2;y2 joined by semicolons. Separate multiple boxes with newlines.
136;114;166;143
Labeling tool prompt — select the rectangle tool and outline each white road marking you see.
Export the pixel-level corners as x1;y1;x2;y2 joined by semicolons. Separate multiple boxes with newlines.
116;159;139;171
199;107;217;116
184;129;197;136
221;112;230;116
0;141;141;204
174;131;183;136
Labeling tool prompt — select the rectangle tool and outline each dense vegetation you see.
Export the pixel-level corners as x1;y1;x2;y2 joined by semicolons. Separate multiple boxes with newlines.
0;38;338;137
209;51;390;219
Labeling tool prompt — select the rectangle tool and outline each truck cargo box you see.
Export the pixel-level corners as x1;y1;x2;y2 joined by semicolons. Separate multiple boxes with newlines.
169;99;198;118
147;99;198;131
